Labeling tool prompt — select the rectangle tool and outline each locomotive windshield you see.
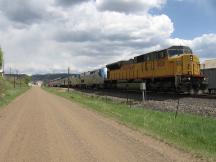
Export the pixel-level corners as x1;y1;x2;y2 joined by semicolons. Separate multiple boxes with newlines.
168;49;184;56
168;46;192;57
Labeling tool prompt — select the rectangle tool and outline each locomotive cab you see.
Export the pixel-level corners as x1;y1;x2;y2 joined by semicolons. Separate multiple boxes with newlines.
167;46;199;76
167;46;207;93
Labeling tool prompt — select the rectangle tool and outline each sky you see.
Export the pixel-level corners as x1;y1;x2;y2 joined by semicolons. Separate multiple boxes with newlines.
0;0;215;74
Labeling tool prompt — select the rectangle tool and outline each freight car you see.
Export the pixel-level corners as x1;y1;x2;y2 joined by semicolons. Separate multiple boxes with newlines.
202;68;216;94
106;46;207;93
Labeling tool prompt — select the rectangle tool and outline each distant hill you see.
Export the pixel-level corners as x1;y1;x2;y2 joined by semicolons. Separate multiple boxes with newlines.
4;74;30;80
32;74;78;83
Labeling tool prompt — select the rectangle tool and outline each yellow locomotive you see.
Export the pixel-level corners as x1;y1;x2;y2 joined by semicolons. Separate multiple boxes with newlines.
106;46;206;93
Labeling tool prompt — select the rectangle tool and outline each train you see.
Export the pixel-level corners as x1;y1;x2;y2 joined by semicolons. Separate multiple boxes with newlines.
202;68;216;94
201;59;216;94
48;46;208;94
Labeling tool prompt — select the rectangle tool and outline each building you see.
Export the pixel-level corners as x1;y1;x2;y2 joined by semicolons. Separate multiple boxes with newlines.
201;59;216;69
201;59;216;94
0;68;3;77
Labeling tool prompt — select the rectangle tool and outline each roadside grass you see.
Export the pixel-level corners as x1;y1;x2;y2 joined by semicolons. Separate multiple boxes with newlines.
45;87;216;161
0;77;29;108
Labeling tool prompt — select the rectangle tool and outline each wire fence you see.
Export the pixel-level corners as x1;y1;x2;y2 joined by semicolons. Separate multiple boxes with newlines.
63;88;216;118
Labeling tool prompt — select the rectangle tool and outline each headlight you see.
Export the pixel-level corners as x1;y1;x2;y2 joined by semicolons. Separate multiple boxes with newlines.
190;55;193;61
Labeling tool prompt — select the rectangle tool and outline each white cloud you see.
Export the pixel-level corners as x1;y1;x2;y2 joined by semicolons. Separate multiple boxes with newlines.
168;34;216;58
0;0;215;74
191;34;216;58
0;0;54;25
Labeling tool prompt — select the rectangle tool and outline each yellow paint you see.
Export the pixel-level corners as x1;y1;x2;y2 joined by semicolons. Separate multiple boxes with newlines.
108;54;201;80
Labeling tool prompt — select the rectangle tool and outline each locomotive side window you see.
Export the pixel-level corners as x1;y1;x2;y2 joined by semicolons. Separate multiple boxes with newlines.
151;53;156;61
146;55;150;61
157;51;167;60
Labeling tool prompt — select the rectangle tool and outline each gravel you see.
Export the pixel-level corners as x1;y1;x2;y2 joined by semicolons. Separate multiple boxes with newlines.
140;97;216;117
71;88;216;117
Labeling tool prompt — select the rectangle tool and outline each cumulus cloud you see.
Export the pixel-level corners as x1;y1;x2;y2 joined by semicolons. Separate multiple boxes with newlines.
55;0;90;7
53;3;173;47
191;34;216;58
96;0;166;13
0;0;215;74
0;0;53;25
168;34;216;58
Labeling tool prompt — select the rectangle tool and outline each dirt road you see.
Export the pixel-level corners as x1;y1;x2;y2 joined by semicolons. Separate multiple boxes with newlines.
0;87;200;162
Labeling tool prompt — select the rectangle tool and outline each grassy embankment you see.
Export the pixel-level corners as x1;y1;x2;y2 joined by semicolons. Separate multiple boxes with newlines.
0;77;29;108
45;87;216;161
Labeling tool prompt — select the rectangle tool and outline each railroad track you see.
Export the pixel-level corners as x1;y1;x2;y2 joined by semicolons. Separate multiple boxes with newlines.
69;88;216;117
73;88;216;100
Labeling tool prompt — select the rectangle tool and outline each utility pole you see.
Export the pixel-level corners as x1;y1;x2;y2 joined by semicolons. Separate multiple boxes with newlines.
13;71;16;88
16;70;18;88
68;67;70;93
19;71;21;88
10;67;11;76
20;77;21;88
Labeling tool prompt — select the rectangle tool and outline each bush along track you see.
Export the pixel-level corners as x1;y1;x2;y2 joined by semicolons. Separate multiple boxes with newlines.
45;87;216;162
0;77;29;108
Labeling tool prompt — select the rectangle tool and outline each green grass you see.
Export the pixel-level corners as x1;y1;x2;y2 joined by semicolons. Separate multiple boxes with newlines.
45;87;216;162
0;77;29;108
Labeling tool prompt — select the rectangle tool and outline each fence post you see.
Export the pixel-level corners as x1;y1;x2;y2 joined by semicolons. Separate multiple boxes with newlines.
67;67;70;93
126;84;129;104
175;97;180;119
140;82;146;106
13;73;16;88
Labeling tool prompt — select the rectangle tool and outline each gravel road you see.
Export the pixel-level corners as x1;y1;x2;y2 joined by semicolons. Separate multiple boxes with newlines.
0;87;201;162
